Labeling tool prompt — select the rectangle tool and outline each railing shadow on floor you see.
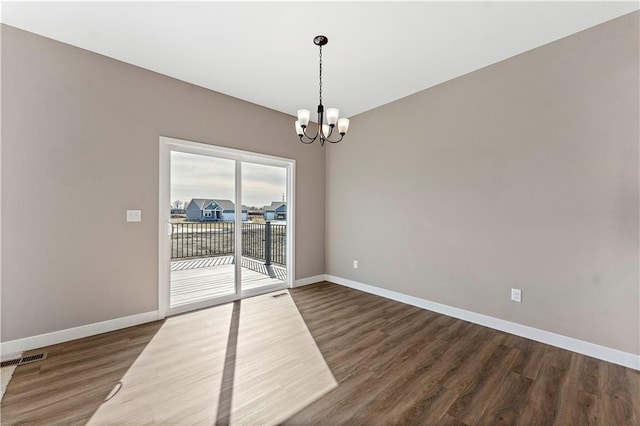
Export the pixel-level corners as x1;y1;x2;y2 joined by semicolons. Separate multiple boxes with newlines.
171;256;287;281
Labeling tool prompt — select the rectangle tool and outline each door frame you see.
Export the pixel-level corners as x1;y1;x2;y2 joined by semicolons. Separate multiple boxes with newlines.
158;136;296;318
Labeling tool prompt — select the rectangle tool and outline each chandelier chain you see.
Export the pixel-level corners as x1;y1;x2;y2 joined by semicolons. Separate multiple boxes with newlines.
319;45;323;105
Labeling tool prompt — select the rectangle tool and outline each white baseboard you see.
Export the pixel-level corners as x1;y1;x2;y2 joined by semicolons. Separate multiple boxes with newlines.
326;275;640;371
294;274;327;288
5;276;638;371
1;275;327;355
1;311;160;355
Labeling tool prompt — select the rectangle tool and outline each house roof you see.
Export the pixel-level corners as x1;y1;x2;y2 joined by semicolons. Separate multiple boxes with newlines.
264;201;286;212
189;198;213;209
189;198;247;212
202;201;224;211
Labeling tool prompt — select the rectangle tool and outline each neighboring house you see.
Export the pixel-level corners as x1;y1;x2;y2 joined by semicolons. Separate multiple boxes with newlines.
264;201;286;221
185;198;248;221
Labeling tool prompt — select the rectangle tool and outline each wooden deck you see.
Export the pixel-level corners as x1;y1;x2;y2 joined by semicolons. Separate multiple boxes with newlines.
170;256;286;307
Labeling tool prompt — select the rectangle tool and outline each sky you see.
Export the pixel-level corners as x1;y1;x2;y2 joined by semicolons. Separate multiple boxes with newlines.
171;151;286;208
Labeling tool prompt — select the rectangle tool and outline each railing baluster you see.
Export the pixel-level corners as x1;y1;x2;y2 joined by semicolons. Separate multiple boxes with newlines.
170;221;285;265
264;221;272;266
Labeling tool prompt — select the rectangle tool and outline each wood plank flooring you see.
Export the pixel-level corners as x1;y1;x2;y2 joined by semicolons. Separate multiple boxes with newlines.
283;282;639;425
2;281;638;425
1;290;335;425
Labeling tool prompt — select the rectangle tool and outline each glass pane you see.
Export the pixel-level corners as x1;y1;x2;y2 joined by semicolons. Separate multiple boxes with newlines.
241;162;287;292
169;151;236;307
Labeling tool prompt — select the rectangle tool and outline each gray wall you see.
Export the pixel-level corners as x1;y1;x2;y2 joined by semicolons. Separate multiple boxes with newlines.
1;25;325;341
326;12;639;355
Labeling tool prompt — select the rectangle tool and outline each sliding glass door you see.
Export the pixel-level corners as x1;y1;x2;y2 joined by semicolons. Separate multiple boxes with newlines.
169;151;238;310
159;137;294;316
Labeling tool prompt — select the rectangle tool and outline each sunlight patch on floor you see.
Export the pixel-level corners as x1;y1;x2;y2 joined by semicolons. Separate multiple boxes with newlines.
88;291;337;424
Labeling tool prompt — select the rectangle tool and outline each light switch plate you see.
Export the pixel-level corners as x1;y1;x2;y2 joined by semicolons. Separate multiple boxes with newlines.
127;210;142;222
511;288;522;303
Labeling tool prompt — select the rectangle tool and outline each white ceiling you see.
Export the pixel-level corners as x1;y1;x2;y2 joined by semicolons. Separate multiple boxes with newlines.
2;2;638;118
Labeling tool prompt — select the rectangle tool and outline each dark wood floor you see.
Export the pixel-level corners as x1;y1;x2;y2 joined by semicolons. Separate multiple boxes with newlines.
284;282;640;425
2;281;638;425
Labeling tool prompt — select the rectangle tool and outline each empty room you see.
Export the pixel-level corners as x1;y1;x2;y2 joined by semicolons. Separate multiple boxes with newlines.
1;2;639;425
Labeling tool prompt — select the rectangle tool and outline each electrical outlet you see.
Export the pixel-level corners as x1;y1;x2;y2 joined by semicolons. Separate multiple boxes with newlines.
353;260;358;269
511;288;522;303
126;210;142;222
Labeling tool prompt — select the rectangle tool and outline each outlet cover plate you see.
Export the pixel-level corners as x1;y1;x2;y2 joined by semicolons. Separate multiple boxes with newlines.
127;210;142;222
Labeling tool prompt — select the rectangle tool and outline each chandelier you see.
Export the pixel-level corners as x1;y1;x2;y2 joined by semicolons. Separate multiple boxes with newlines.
295;35;349;146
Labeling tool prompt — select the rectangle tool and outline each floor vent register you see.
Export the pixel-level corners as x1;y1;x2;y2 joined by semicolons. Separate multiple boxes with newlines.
1;352;48;368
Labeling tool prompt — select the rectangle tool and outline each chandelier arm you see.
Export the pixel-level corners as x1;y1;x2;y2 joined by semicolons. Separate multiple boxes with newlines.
301;124;319;141
299;135;316;144
299;124;321;143
324;133;345;144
